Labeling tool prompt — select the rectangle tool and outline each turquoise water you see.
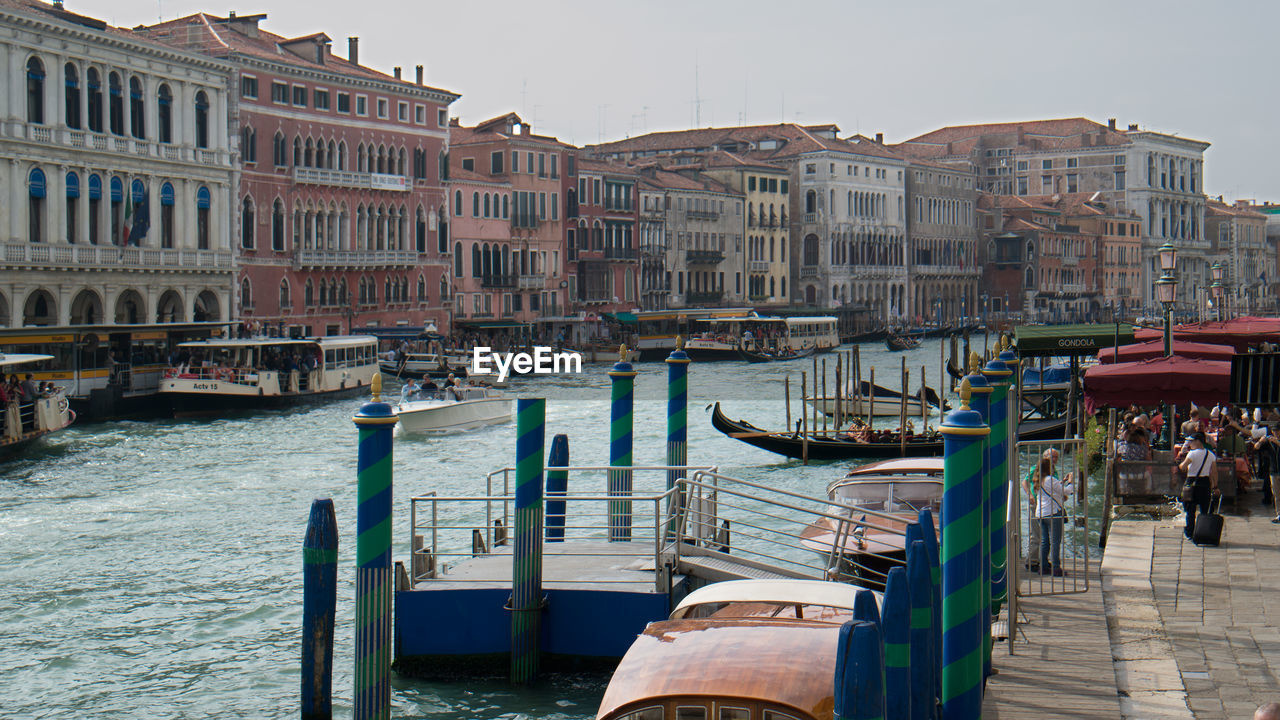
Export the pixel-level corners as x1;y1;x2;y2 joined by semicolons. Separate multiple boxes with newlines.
0;339;976;719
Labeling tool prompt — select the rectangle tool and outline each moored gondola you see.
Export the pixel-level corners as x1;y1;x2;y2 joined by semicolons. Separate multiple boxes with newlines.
884;333;922;352
736;344;817;363
710;402;1067;460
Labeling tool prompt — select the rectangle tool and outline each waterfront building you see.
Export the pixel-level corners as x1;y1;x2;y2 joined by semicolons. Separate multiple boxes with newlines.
448;113;568;337
635;164;743;308
698;152;791;309
904;160;980;324
572;158;638;315
896;117;1210;311
140;13;458;337
1056;195;1142;321
637;181;667;311
0;0;236;327
1205;199;1269;316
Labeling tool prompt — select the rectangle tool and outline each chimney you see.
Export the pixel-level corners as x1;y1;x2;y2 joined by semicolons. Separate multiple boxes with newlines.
348;37;359;66
1128;123;1138;132
415;65;424;85
52;0;63;8
228;10;235;18
393;66;402;80
1107;118;1117;130
875;132;883;144
1016;125;1025;144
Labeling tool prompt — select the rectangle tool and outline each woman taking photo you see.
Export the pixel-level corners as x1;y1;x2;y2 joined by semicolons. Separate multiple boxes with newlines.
1033;456;1074;577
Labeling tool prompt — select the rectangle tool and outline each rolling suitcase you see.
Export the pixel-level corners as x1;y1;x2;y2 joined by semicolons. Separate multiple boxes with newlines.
1192;494;1224;547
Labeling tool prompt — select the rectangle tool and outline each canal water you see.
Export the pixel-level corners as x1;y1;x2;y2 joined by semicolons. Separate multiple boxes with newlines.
0;338;993;719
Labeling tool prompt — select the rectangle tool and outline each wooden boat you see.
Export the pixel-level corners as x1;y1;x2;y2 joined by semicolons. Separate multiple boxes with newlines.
737;343;817;363
379;351;470;380
710;402;1068;460
394;385;511;433
159;335;378;415
597;578;878;720
800;458;943;590
885;333;921;351
807;380;947;418
0;353;75;457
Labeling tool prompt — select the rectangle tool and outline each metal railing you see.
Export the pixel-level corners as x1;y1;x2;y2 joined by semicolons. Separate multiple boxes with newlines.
293;166;411;192
294;249;419;268
3;242;234;271
1011;438;1089;599
686;249;725;265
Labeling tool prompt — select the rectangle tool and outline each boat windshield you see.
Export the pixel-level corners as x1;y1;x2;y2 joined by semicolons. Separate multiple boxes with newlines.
833;479;942;514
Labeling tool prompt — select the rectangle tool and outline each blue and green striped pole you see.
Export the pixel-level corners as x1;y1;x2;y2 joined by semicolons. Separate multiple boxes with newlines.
854;587;881;626
965;358;993;681
990;338;1018;613
835;620;886;720
353;374;397;720
302;498;337;720
916;508;941;715
666;339;691;492
545;433;569;542
906;539;935;720
511;398;546;683
883;565;912;720
609;347;637;542
940;378;989;720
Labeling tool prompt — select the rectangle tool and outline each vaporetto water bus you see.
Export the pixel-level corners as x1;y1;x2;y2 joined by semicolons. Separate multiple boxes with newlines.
683;315;840;361
159;335;378;415
0;353;75;457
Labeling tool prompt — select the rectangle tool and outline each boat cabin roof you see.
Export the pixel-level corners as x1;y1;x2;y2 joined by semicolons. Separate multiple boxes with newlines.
670;579;878;620
177;335;376;349
845;458;944;477
0;353;54;368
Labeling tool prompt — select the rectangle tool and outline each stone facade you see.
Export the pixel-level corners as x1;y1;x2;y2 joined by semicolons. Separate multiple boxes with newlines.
0;0;236;327
905;162;980;323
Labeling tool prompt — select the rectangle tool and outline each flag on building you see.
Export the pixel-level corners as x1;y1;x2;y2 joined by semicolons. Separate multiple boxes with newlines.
127;189;150;246
120;193;133;246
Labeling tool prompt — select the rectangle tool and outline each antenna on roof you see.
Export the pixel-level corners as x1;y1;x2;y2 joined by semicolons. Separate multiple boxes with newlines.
694;52;702;128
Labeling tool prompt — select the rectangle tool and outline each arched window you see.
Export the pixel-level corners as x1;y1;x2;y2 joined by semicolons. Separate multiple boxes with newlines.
85;68;103;133
502;195;509;219
271;199;284;251
108;72;123;136
64;63;81;129
195;91;209;149
128;76;144;138
156;181;175;248
157;84;173;143
471;243;481;278
28;167;47;243
272;132;286;166
241;277;252;310
454;242;463;277
241;197;255;249
483;193;491;218
293;136;302;166
26;57;45;124
415;207;426;253
241;126;256;162
417;275;426;303
196;187;212;250
454;190;463;217
65;171;80;244
279;278;291;309
472;192;480;217
304;137;314;167
440;276;449;301
803;234;819;266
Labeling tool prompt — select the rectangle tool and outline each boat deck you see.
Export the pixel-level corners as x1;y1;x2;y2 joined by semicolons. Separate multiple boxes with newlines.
429;540;660;591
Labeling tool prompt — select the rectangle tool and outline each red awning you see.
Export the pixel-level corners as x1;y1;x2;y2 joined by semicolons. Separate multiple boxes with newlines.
1083;357;1231;414
1096;339;1236;363
1133;317;1280;352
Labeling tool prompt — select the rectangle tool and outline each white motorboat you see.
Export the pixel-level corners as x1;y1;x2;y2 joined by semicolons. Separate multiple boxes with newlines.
379;351;472;380
395;385;512;433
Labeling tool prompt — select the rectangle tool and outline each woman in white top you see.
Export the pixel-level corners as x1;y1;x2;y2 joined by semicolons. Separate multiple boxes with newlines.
1033;457;1075;577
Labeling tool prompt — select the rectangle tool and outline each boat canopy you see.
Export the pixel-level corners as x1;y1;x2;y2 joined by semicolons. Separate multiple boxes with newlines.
1013;323;1135;357
0;353;55;368
845;457;944;476
177;335;376;349
669;579;881;620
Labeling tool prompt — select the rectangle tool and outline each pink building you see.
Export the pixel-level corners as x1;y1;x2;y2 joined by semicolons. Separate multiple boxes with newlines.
141;13;459;337
571;158;638;315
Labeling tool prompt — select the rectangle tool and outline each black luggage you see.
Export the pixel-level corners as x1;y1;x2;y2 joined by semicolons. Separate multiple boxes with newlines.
1192;495;1224;547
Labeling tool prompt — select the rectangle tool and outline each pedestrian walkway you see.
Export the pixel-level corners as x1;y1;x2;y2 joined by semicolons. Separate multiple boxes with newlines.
1104;514;1280;719
983;565;1123;718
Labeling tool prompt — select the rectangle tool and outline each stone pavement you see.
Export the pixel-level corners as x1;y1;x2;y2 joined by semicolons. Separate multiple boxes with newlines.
1104;513;1280;719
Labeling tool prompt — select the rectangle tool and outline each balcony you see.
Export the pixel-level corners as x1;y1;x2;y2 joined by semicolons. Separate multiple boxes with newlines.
639;243;667;257
1061;283;1086;294
480;274;517;289
686;290;723;304
518;274;544;290
686;209;719;221
604;246;636;260
748;261;770;273
1061;255;1079;266
3;242;234;273
686;249;724;265
799;266;819;278
294;249;419;268
293;167;411;192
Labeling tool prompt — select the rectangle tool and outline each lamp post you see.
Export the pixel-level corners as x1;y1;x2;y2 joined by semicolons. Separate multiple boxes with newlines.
1210;261;1226;322
1155;242;1179;450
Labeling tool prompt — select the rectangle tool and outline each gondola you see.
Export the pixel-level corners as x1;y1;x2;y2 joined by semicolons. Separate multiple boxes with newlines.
709;402;1068;460
884;333;921;351
735;344;817;363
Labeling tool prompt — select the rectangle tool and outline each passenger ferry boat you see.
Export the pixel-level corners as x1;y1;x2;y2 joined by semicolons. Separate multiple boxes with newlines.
596;579;878;720
0;323;229;420
394;384;511;433
159;335;378;415
630;308;756;361
685;315;839;362
0;353;76;457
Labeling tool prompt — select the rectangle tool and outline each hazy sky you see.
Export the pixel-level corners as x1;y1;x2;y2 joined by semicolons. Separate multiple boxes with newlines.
93;0;1277;201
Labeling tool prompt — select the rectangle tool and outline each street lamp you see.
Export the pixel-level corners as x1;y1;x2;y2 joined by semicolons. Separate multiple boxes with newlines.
1210;261;1226;322
1154;242;1179;451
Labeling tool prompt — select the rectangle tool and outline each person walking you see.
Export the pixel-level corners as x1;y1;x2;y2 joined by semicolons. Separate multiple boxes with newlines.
1254;427;1280;524
1178;433;1218;540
